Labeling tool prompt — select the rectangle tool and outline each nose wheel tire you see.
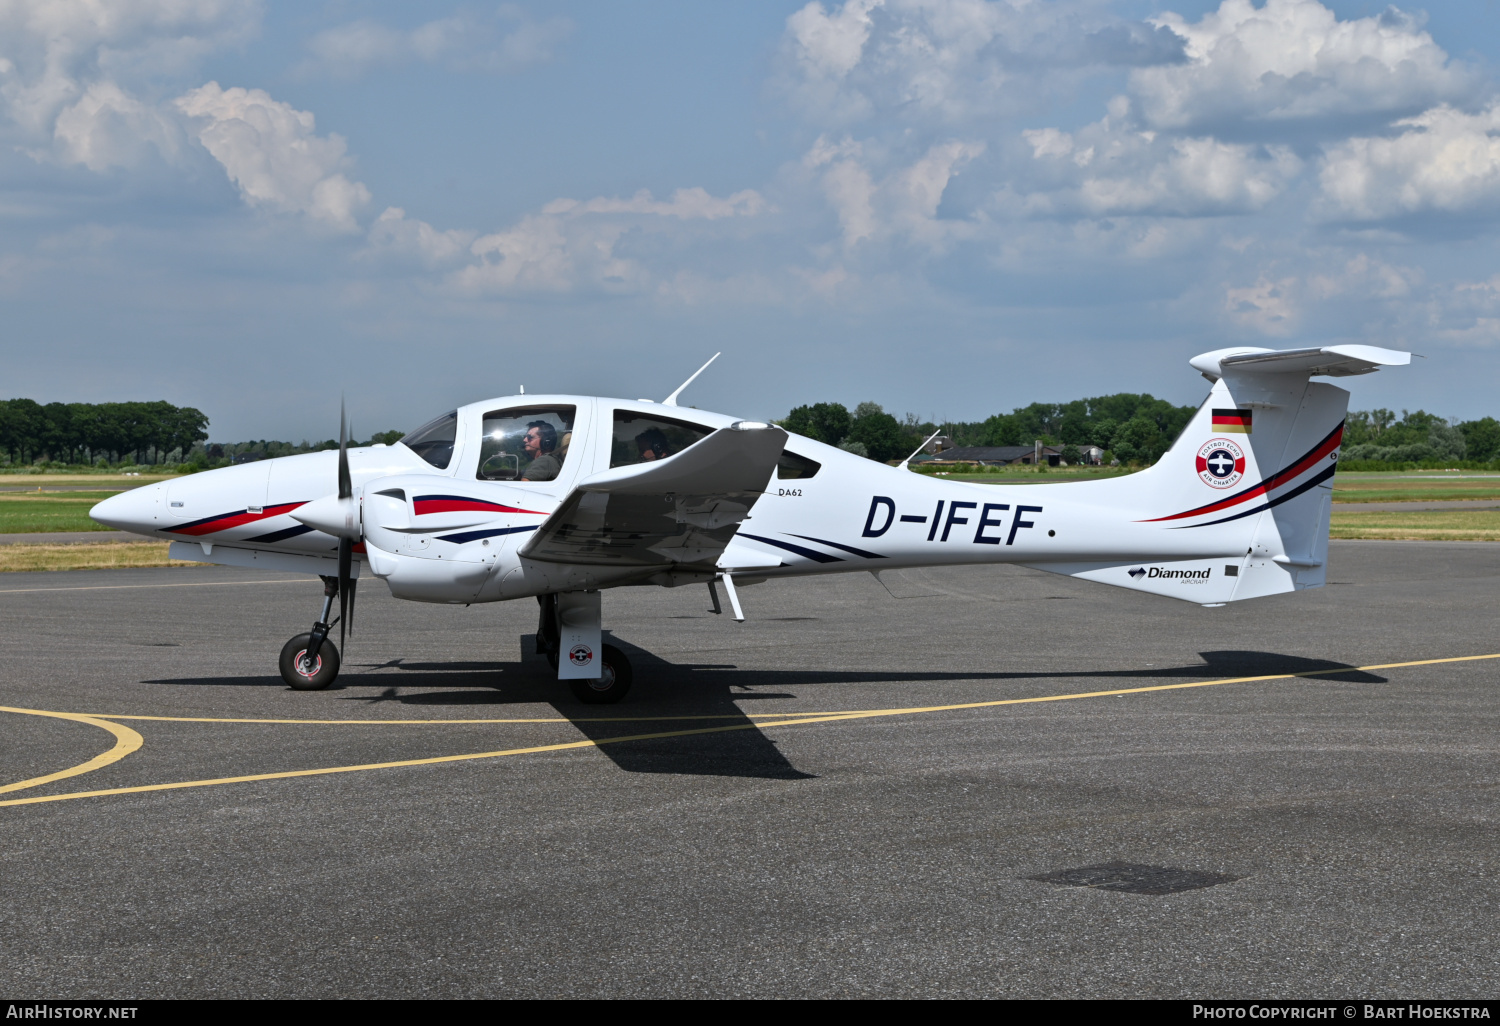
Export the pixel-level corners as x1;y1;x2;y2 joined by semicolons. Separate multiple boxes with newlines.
568;643;632;704
279;633;341;690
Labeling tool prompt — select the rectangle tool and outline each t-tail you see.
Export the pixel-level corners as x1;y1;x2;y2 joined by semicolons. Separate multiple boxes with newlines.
1035;344;1409;605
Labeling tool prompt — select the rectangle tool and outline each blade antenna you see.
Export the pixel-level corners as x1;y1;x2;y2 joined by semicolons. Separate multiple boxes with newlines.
898;428;944;470
662;352;720;407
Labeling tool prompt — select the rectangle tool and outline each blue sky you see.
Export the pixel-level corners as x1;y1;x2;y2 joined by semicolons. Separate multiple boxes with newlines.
4;0;1500;439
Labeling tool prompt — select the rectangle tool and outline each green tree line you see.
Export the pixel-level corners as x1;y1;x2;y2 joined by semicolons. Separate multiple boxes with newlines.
781;397;1500;467
1345;409;1500;463
781;393;1199;465
0;399;208;466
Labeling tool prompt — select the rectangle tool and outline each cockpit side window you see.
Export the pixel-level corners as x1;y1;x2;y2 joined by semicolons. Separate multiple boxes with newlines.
777;450;821;479
401;411;458;470
610;411;713;468
476;406;577;482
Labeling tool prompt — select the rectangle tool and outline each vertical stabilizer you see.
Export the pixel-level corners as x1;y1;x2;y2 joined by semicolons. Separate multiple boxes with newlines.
1097;345;1407;601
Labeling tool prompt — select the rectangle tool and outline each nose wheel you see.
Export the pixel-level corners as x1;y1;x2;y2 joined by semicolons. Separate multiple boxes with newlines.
279;575;344;690
280;633;341;690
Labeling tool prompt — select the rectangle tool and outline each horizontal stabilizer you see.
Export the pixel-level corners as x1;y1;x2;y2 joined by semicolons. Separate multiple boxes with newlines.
520;421;786;568
1191;345;1410;381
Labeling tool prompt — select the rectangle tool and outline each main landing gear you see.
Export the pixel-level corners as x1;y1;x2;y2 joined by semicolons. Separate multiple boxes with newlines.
536;594;632;704
279;575;342;690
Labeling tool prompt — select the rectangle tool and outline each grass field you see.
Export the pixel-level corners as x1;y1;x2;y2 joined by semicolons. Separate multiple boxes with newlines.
1328;509;1500;541
0;542;203;573
0;474;171;487
1331;473;1500;503
0;491;126;533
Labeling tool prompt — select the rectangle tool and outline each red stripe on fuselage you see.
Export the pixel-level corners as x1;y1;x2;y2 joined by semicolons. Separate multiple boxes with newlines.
1140;423;1344;523
413;497;546;516
167;501;308;536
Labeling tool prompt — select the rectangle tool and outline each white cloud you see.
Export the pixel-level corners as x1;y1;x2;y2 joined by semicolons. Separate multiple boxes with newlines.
1306;253;1416;300
174;83;371;231
455;186;771;295
1319;103;1500;220
805;135;982;251
778;0;1186;127
786;0;881;80
365;207;476;266
1225;274;1298;334
1023;119;1301;217
1135;0;1474;131
303;7;573;80
52;80;182;171
542;188;768;220
0;0;258;139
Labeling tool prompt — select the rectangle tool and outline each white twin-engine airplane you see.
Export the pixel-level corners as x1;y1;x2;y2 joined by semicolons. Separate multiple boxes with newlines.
91;344;1409;703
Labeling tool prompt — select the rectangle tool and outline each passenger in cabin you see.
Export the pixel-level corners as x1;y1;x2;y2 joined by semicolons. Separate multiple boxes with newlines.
635;428;671;462
522;421;562;481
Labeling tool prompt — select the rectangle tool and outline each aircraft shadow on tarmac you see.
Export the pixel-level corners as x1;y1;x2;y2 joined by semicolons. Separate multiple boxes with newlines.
140;645;1384;781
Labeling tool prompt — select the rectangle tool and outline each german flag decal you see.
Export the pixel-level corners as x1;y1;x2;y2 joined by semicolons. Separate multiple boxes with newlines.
1211;408;1252;434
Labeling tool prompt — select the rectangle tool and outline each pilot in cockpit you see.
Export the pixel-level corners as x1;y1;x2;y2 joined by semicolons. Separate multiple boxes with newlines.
635;428;670;462
521;421;562;481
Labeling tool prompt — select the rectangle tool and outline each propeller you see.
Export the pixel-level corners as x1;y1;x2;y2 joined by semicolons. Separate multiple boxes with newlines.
337;400;356;655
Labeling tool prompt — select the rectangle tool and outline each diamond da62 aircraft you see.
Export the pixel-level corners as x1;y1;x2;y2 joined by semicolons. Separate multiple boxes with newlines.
90;344;1409;703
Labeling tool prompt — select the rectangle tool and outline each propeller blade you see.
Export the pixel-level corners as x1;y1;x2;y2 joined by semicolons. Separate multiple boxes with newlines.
338;535;352;654
338;397;352;500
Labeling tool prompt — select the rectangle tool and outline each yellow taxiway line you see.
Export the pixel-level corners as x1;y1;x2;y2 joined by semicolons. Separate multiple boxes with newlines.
0;706;143;796
2;652;1497;809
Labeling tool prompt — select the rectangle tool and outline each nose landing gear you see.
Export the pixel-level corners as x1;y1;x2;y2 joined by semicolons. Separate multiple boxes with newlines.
279;575;342;690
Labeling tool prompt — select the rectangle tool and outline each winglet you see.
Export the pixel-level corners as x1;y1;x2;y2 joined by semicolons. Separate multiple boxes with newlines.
1190;345;1411;381
663;353;720;406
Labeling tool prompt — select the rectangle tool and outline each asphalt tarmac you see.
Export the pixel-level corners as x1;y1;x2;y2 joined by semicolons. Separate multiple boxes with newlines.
1;540;1497;999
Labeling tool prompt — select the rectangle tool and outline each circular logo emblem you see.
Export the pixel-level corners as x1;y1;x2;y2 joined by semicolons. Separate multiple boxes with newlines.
568;644;594;666
1196;438;1246;489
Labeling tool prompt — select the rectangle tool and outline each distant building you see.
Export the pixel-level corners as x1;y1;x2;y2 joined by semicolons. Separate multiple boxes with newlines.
925;443;1105;467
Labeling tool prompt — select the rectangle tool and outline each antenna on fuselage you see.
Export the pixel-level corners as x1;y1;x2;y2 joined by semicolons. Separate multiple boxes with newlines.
663;353;720;407
898;429;944;471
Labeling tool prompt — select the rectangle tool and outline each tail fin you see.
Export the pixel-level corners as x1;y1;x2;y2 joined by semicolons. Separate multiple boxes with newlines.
1112;344;1407;601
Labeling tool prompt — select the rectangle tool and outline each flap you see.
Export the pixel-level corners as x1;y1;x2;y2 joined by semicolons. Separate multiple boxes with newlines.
1191;345;1410;380
519;421;786;568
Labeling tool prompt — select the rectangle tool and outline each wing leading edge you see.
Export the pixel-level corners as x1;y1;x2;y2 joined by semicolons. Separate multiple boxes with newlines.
519;421;787;568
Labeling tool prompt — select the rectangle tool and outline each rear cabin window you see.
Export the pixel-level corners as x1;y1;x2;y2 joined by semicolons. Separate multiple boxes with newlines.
401;411;458;470
611;411;712;468
777;450;821;480
476;406;576;482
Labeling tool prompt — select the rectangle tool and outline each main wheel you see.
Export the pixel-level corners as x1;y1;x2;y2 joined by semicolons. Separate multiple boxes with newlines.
279;633;341;690
568;643;632;704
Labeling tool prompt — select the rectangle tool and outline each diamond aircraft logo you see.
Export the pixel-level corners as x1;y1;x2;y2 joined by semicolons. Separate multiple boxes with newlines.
1128;567;1147;579
1196;438;1246;490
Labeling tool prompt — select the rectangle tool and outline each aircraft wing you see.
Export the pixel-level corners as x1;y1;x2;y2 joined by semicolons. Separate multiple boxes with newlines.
519;421;787;568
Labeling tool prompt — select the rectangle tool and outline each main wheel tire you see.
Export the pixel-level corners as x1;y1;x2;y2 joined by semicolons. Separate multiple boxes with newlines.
279;633;341;690
568;643;632;704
